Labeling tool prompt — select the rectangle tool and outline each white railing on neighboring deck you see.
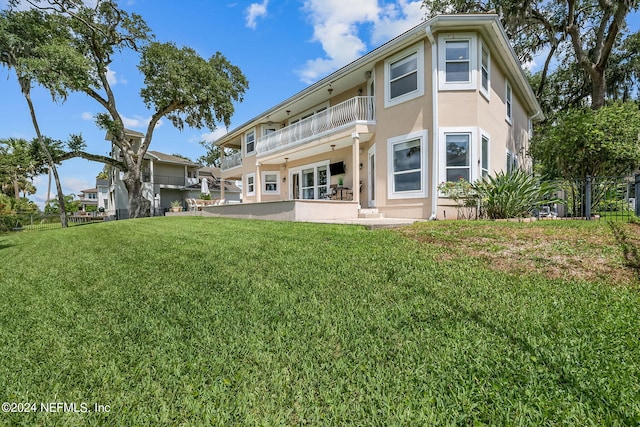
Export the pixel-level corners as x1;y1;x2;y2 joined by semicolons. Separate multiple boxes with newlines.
257;96;375;156
221;151;242;170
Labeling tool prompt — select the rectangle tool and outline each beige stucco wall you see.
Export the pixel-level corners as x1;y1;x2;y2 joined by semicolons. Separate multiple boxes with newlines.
371;40;435;219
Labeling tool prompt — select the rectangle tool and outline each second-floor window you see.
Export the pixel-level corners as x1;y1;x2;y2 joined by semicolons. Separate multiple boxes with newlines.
481;44;490;97
384;42;424;107
438;34;477;91
389;53;418;100
506;82;513;123
445;40;470;83
245;130;255;155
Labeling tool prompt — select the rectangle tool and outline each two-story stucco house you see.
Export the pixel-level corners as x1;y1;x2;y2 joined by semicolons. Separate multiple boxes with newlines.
214;14;542;221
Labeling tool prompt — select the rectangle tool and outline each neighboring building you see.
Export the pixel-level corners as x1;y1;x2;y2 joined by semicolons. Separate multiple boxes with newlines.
183;166;242;203
77;187;98;211
215;14;542;220
78;179;110;213
105;130;241;218
96;179;109;211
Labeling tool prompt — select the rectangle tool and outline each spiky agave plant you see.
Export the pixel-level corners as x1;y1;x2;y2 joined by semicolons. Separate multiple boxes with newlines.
473;170;561;219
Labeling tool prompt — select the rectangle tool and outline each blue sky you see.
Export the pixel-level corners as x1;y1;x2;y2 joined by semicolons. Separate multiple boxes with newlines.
0;0;638;207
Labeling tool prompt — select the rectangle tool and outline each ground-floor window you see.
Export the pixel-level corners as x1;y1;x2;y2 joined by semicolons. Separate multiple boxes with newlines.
246;173;255;196
262;171;280;195
439;127;481;185
387;130;428;199
481;135;489;177
506;150;518;174
445;133;471;182
290;161;329;200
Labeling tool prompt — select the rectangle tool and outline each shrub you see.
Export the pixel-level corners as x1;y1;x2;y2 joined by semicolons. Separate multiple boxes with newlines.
473;170;560;219
437;178;479;219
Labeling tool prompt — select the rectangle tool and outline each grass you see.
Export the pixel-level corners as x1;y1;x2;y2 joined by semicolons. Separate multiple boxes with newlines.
0;217;639;425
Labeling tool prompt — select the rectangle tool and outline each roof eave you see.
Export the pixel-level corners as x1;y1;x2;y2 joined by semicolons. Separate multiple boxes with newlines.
217;14;543;145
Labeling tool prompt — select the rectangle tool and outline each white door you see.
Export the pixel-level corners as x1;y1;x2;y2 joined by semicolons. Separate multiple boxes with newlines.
368;144;376;207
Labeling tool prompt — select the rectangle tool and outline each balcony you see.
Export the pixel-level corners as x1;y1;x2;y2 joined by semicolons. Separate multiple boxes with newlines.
221;151;242;170
257;96;375;157
150;175;198;187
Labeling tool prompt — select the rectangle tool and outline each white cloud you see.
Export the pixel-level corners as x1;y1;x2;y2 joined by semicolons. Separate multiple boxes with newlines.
81;112;94;121
246;0;269;29
297;0;424;83
190;128;228;144
120;115;163;130
62;177;93;195
372;0;425;44
106;67;126;86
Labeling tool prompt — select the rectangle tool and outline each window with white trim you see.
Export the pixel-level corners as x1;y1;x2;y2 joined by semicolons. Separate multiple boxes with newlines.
481;135;489;177
245;130;255;155
480;44;490;98
446;40;470;82
438;34;477;91
387;130;428;199
384;42;424;107
506;82;513;123
262;171;280;194
246;173;255;196
506;150;518;174
445;133;471;182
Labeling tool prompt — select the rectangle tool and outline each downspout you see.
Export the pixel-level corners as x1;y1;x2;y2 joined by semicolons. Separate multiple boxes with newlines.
426;25;438;220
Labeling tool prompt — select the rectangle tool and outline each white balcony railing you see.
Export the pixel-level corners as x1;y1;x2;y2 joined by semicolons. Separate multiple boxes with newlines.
257;96;375;156
151;175;197;187
221;151;242;170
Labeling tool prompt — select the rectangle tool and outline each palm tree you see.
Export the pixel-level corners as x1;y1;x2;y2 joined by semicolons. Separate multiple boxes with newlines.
0;9;68;226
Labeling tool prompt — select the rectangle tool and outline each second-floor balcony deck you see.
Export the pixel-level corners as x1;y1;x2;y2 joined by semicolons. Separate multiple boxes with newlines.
257;96;375;158
142;174;199;187
221;151;242;170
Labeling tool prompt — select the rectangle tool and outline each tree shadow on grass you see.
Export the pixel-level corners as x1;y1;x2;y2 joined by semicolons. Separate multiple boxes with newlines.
411;282;635;423
608;221;640;282
0;239;18;251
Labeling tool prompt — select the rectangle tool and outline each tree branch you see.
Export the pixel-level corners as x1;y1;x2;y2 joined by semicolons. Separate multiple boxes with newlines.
537;42;559;98
139;100;181;156
59;150;125;169
597;2;629;71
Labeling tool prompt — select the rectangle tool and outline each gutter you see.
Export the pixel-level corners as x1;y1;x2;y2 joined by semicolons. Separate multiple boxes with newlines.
426;25;438;221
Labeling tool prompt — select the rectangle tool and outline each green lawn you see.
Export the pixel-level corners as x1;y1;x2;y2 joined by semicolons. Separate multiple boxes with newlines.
0;217;639;425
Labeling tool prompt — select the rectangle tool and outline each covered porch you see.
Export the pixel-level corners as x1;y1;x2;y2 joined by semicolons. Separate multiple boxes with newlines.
218;95;376;208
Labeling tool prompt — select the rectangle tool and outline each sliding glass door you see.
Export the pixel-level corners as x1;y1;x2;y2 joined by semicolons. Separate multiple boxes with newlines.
290;162;329;200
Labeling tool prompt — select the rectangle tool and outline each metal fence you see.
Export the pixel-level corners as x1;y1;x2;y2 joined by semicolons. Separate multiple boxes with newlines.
547;175;635;222
0;211;106;233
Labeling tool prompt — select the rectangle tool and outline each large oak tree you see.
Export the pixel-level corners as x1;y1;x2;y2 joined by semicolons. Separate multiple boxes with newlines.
7;0;248;218
422;0;639;110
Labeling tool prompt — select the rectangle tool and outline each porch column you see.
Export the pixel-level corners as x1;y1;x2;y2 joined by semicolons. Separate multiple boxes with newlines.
219;148;226;201
255;162;262;203
352;132;360;208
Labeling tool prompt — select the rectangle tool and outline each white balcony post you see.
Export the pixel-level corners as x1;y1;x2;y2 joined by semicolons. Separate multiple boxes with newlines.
220;149;226;201
352;132;360;208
